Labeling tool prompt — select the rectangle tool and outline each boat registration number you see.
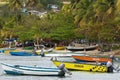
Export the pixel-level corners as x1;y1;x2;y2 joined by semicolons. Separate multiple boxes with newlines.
74;64;84;68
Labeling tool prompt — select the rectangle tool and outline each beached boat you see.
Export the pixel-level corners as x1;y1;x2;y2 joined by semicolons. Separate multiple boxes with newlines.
72;55;112;63
52;60;108;72
1;63;69;76
0;49;4;53
55;46;66;50
66;45;98;51
9;51;35;56
40;52;88;57
35;48;53;54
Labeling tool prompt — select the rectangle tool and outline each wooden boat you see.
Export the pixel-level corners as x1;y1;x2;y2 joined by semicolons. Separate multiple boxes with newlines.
66;45;98;51
9;51;35;56
72;55;112;63
40;52;88;57
52;60;108;72
1;63;69;76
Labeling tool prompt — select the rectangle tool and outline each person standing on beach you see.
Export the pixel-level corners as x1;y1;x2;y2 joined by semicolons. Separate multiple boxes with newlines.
106;61;113;73
40;48;45;57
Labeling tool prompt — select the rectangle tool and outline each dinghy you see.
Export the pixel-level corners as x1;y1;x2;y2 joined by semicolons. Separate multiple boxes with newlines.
35;48;53;54
66;45;98;51
9;51;34;56
1;63;71;76
40;52;88;57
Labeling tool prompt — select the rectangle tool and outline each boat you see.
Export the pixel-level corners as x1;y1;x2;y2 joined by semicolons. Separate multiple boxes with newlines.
66;45;98;51
52;60;108;72
40;52;88;57
0;49;4;53
35;48;53;54
55;46;66;50
9;51;35;56
1;63;71;76
72;55;112;63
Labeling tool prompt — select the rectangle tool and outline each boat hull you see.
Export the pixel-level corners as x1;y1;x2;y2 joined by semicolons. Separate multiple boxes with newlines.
36;48;53;53
72;55;112;63
52;61;107;72
10;52;34;56
1;63;61;76
43;52;87;57
55;47;66;50
67;45;98;51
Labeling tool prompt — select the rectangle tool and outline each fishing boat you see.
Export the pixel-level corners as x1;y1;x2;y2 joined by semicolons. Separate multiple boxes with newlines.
9;51;35;56
35;48;53;54
52;60;108;72
66;45;98;51
55;46;66;50
40;52;88;57
1;63;71;76
72;55;112;63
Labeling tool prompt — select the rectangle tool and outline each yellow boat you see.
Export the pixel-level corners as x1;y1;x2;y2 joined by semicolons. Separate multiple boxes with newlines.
55;46;66;50
52;60;108;73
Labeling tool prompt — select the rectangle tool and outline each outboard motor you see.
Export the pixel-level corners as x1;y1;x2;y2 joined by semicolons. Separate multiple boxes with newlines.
58;63;72;77
106;61;113;73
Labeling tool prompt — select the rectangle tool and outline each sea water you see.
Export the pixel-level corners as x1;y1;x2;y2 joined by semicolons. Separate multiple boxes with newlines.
0;53;120;80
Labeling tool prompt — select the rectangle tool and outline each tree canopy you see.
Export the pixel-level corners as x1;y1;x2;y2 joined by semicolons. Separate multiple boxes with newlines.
0;0;120;48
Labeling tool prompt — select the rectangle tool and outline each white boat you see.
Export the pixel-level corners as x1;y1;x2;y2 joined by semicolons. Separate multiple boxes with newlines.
66;45;98;51
1;63;69;76
36;48;53;53
40;52;88;57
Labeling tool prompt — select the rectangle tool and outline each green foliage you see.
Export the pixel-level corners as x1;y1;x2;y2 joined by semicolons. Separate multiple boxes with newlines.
0;0;120;46
69;0;120;44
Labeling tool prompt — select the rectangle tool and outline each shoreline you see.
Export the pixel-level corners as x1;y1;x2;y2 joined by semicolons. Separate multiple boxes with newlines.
85;49;120;58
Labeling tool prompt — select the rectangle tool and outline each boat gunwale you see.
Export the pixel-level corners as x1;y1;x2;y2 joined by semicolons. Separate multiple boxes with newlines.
1;63;60;72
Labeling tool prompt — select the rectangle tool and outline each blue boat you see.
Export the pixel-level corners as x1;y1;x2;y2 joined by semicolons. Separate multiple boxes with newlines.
0;49;4;53
9;51;36;56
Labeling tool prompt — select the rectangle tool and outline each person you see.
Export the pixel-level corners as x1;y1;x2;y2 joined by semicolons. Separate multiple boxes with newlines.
106;61;113;73
32;47;37;55
40;48;45;57
110;54;115;62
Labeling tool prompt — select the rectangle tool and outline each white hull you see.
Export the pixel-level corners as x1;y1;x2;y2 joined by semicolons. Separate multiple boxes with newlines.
66;45;98;51
1;63;60;76
44;53;87;57
36;48;53;53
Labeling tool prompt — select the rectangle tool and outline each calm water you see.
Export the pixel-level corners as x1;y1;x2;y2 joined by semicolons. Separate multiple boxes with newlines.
0;53;120;80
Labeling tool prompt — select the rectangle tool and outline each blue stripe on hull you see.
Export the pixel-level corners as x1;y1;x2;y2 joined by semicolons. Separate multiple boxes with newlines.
4;70;23;75
75;59;107;65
